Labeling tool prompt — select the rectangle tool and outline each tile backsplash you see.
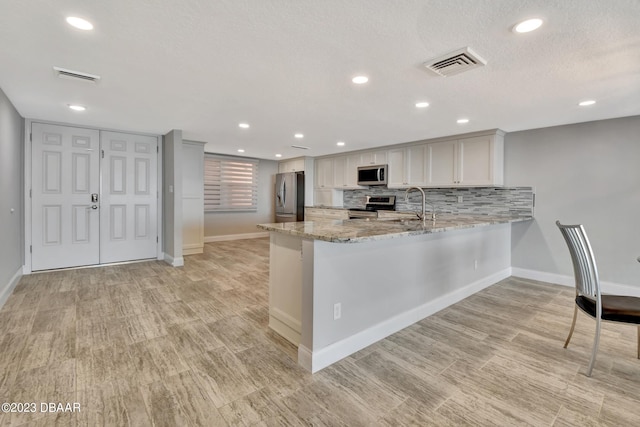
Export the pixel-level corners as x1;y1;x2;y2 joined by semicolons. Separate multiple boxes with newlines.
343;187;534;217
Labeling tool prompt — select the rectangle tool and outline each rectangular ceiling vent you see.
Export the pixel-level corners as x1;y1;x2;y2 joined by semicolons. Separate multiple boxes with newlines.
291;145;310;150
53;66;101;83
423;47;487;77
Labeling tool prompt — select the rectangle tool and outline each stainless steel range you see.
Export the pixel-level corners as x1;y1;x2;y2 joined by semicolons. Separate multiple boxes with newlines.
348;195;396;219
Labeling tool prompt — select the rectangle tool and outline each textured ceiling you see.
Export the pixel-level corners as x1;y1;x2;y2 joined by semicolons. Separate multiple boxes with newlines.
1;0;639;159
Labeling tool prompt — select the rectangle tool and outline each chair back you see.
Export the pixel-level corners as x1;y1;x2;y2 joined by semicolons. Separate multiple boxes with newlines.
556;221;602;305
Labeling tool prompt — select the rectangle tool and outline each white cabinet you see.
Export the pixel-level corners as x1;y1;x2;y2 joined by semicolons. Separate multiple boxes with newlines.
388;144;428;188
182;140;206;255
333;156;346;188
427;140;457;186
427;133;503;186
278;157;305;173
458;135;502;185
360;149;387;166
315;157;334;188
332;154;364;189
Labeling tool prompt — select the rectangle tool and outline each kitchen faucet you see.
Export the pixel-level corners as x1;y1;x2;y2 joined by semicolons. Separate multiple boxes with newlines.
404;187;436;221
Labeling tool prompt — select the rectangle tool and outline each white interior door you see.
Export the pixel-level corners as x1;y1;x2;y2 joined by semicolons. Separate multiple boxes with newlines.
100;131;158;263
31;123;100;270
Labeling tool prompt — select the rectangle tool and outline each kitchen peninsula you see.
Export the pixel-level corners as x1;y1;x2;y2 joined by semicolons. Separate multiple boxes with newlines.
257;214;532;373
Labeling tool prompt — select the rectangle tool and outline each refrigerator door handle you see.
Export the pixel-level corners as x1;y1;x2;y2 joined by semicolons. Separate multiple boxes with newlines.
282;181;286;207
277;178;284;207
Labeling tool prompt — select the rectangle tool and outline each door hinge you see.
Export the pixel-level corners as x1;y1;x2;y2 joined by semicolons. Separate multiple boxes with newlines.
29;189;32;198
30;245;32;254
156;236;159;243
156;146;159;153
30;133;32;142
101;150;105;159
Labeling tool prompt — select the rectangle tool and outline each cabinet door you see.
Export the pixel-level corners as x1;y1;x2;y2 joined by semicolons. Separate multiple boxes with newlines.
427;140;457;186
458;136;493;185
315;158;334;188
387;148;406;188
279;158;305;173
333;156;346;188
360;149;387;166
407;144;428;186
345;154;362;187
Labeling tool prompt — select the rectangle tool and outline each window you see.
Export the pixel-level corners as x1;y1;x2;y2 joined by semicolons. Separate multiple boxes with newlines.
204;155;259;212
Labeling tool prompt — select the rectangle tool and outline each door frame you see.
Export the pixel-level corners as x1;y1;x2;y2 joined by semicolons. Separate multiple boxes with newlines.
23;119;164;274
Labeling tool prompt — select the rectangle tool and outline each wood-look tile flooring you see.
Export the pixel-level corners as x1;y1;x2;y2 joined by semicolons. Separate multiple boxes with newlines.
1;238;639;426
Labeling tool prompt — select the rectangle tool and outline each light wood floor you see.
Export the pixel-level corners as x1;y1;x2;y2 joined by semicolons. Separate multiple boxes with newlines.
1;238;639;426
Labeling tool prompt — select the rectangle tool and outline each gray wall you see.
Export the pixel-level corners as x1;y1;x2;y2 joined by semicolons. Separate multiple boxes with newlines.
204;158;278;237
0;87;24;299
505;116;640;287
162;130;183;262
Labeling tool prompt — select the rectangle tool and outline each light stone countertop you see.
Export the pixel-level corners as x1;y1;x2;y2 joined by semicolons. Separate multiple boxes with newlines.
257;214;533;243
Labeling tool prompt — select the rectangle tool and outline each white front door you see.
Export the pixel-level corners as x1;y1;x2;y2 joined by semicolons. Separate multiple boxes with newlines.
31;123;101;270
100;131;158;263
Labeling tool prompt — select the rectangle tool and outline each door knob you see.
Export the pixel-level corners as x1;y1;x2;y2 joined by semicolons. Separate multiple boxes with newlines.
86;205;98;210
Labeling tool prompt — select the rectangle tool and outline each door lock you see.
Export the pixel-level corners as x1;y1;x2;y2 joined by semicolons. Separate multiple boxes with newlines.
91;193;99;203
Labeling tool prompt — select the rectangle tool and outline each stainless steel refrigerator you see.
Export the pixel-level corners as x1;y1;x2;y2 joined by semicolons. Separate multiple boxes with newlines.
275;171;304;223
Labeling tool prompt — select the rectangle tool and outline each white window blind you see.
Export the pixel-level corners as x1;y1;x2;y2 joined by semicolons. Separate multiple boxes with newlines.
204;155;259;212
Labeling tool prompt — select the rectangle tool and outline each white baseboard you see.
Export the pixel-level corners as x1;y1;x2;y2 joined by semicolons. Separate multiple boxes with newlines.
163;253;184;267
304;267;512;373
205;232;269;242
0;267;23;309
511;267;640;297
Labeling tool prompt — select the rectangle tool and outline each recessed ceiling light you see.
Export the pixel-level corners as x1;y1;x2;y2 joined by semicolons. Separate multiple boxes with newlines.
66;16;94;30
237;149;245;153
513;18;543;33
352;76;369;84
336;141;346;146
275;154;282;158
68;104;86;111
415;102;430;108
238;123;250;129
294;133;304;138
457;118;469;124
578;100;596;106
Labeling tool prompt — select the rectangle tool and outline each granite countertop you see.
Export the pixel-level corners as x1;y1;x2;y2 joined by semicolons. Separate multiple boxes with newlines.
257;214;533;243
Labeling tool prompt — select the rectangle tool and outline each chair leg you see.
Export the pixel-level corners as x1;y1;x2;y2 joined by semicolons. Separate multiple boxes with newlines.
586;317;602;377
564;305;578;348
637;326;639;359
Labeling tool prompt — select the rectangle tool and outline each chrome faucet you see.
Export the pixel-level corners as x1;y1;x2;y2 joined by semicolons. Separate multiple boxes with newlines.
404;186;436;221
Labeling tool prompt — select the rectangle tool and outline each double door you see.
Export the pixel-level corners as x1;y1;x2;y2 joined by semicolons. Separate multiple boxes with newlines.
31;123;158;271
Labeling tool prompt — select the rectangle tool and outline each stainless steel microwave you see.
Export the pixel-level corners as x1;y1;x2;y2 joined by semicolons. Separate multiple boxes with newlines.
357;164;388;186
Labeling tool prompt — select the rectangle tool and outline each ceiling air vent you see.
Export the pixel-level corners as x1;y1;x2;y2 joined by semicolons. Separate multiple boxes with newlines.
291;145;310;150
53;66;101;83
423;47;487;77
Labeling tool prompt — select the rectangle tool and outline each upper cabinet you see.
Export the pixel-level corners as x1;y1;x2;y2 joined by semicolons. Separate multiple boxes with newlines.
360;149;387;166
315;157;335;188
388;144;428;188
278;157;305;173
427;133;503;186
334;154;365;189
313;130;504;190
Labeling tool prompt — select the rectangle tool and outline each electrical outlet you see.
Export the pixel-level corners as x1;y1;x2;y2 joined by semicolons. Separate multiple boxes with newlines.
474;260;478;270
457;195;463;203
333;303;342;320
